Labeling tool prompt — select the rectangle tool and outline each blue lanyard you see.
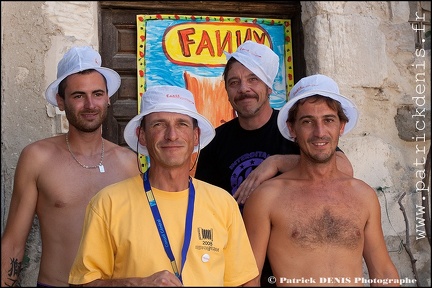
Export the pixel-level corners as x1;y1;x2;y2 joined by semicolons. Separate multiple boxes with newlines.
143;170;195;283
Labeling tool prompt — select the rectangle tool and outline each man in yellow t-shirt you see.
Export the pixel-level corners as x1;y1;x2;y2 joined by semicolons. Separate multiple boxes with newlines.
69;85;258;286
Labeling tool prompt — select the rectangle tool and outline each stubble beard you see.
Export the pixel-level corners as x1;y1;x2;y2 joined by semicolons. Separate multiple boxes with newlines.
65;106;107;133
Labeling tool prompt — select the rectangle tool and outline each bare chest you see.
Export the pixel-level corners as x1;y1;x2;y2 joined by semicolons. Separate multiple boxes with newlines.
289;207;363;250
37;158;129;209
272;190;366;250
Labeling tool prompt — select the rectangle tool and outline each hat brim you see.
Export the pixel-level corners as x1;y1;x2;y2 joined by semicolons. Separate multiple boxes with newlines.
45;67;121;106
224;51;274;89
277;90;359;141
124;105;216;156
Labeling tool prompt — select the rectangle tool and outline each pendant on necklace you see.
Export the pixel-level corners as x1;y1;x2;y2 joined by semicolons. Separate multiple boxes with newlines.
99;164;105;173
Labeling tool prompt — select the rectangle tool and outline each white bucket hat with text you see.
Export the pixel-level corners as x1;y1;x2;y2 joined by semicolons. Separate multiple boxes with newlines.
45;46;121;106
123;85;215;156
277;74;359;141
224;40;279;89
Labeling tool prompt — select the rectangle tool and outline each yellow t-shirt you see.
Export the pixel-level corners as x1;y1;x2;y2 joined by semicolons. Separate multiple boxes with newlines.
69;175;258;286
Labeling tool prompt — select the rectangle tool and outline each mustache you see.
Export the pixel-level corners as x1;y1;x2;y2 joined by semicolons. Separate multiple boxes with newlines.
236;93;258;101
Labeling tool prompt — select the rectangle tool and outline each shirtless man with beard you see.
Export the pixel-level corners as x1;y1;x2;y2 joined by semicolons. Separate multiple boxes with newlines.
1;46;139;287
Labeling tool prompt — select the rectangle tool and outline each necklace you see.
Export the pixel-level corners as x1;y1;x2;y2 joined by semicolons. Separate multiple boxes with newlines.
65;133;105;173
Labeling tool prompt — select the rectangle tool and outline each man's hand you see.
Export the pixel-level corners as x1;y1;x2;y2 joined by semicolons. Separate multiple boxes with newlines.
82;270;183;287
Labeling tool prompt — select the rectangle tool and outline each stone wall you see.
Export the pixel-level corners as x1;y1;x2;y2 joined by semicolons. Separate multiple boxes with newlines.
1;1;430;286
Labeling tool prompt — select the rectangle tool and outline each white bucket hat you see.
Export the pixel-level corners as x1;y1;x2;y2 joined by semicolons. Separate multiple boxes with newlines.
224;40;279;89
277;74;359;141
123;85;215;155
45;46;121;106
